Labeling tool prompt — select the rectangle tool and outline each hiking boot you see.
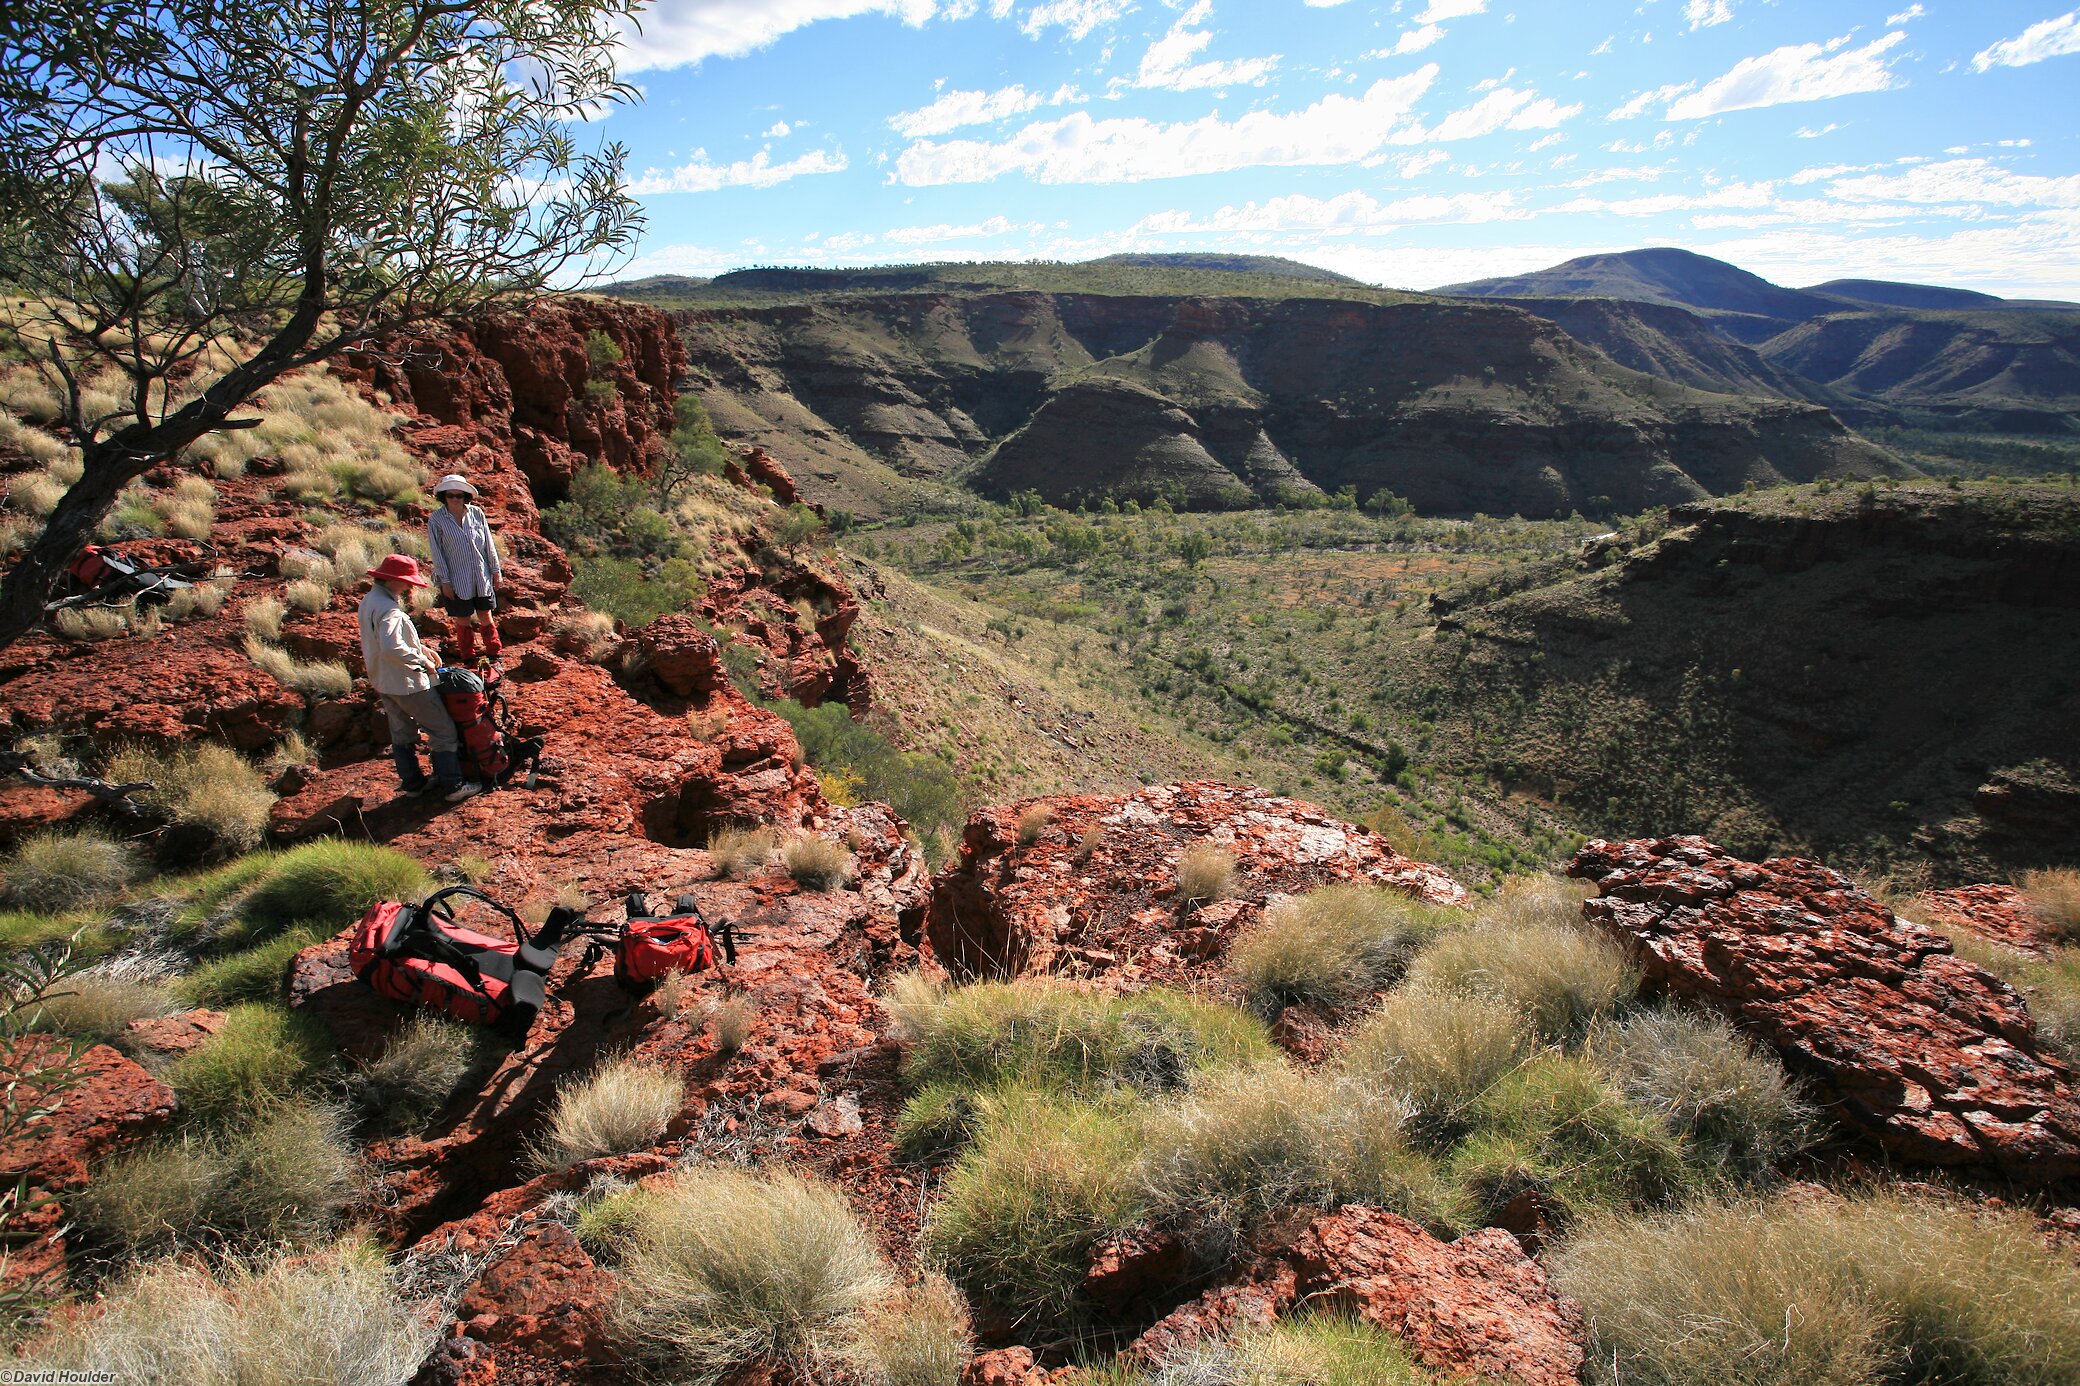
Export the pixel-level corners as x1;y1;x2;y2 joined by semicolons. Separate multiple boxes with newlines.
442;780;483;803
399;780;435;798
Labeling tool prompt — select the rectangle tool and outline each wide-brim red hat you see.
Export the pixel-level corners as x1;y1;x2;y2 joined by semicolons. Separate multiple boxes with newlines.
366;554;431;586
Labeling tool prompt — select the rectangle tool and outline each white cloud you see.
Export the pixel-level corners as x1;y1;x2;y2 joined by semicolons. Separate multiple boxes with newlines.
1390;24;1445;54
1607;81;1693;119
1128;188;1524;236
614;0;941;73
1684;0;1734;29
1795;122;1843;138
883;215;1036;243
1973;11;2080;71
893;67;1437;184
1663;30;1908;119
631;146;848;192
1590;36;1613;56
1022;0;1135;40
1825;157;2080;208
1415;0;1485;21
763;120;792;138
1408;87;1583;142
1396;149;1451;177
1552;180;1774;217
890;83;1080;136
1135;0;1277;90
1886;4;1924;24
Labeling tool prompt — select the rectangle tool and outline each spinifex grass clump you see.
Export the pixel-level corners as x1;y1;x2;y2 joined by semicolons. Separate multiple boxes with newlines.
923;1091;1143;1326
535;1055;685;1169
1227;882;1460;1015
164;1003;335;1128
79;1097;362;1257
30;1239;430;1381
1134;1063;1453;1245
887;973;1274;1104
0;829;143;913
611;1166;894;1384
1591;1007;1815;1178
1555;1189;2080;1386
103;742;276;856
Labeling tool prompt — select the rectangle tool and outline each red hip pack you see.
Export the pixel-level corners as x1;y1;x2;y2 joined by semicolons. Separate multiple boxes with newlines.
610;892;738;993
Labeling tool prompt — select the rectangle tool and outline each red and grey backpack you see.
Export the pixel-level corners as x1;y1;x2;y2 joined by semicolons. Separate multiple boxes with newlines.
437;664;544;790
349;885;574;1037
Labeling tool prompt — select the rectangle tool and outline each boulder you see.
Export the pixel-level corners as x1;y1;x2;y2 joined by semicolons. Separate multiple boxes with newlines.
455;1223;614;1362
638;615;725;698
1126;1206;1584;1386
923;782;1465;982
1570;835;2080;1183
124;1007;229;1058
1914;883;2056;958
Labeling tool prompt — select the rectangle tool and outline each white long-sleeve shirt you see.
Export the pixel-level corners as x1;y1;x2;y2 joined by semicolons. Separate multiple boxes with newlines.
428;503;503;602
357;584;437;695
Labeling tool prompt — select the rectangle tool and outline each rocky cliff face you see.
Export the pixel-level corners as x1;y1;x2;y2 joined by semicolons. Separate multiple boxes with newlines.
674;291;1906;519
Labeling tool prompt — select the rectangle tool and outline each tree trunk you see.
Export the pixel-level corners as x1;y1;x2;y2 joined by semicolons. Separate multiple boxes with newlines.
0;441;144;650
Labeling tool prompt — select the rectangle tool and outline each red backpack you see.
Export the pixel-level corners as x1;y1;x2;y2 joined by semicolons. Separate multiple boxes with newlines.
349;886;571;1036
437;664;543;789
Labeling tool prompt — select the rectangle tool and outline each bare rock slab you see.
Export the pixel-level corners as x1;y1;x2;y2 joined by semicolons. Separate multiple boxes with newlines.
1570;835;2080;1183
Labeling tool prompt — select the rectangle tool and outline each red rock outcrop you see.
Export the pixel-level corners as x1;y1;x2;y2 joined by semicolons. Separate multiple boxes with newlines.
1124;1206;1585;1386
337;298;685;500
0;1041;176;1290
1570;835;2080;1183
1914;883;2057;958
923;782;1465;982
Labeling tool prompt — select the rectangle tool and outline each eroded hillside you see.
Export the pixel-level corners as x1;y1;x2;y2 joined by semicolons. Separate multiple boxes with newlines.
1407;481;2080;884
673;289;1906;520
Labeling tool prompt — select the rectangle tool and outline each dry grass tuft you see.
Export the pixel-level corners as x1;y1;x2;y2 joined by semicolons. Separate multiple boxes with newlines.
848;1275;972;1386
104;741;275;853
1176;842;1237;905
30;1239;431;1381
709;995;758;1052
1135;1063;1447;1243
552;608;618;661
1404;899;1636;1046
2021;868;2080;942
1015;804;1052;847
611;1166;894;1384
2;828;143;913
1556;1189;2080;1386
536;1055;685;1169
283;578;331;614
243;635;353;698
26;971;174;1048
244;595;285;643
782;834;854;891
707;824;775;880
350;1013;484;1132
1228;883;1460;1015
1592;1007;1815;1177
1341;989;1538;1146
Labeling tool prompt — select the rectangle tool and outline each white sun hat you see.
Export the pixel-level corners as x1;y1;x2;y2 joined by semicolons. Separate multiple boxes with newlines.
432;473;479;499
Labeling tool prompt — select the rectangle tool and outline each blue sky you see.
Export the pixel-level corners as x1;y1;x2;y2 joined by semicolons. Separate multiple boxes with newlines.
589;2;2080;297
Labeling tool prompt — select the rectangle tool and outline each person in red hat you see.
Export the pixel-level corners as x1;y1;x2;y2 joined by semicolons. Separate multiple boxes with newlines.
357;554;480;802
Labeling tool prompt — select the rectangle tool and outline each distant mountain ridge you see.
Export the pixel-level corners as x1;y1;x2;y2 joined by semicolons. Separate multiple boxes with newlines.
1439;247;2080;427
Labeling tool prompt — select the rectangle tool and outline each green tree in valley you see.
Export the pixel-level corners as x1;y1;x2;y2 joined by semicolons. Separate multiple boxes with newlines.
0;0;644;647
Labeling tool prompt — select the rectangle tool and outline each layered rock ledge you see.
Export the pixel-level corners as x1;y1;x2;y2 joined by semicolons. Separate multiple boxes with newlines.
1571;834;2080;1183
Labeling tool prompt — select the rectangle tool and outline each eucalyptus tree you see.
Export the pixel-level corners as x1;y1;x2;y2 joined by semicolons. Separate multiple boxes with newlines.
0;0;644;646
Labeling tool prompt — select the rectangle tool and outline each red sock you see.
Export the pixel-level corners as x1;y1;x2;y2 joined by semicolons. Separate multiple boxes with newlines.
450;616;477;662
481;618;502;657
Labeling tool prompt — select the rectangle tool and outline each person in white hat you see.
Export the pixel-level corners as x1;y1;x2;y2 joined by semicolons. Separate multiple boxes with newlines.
427;473;503;663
